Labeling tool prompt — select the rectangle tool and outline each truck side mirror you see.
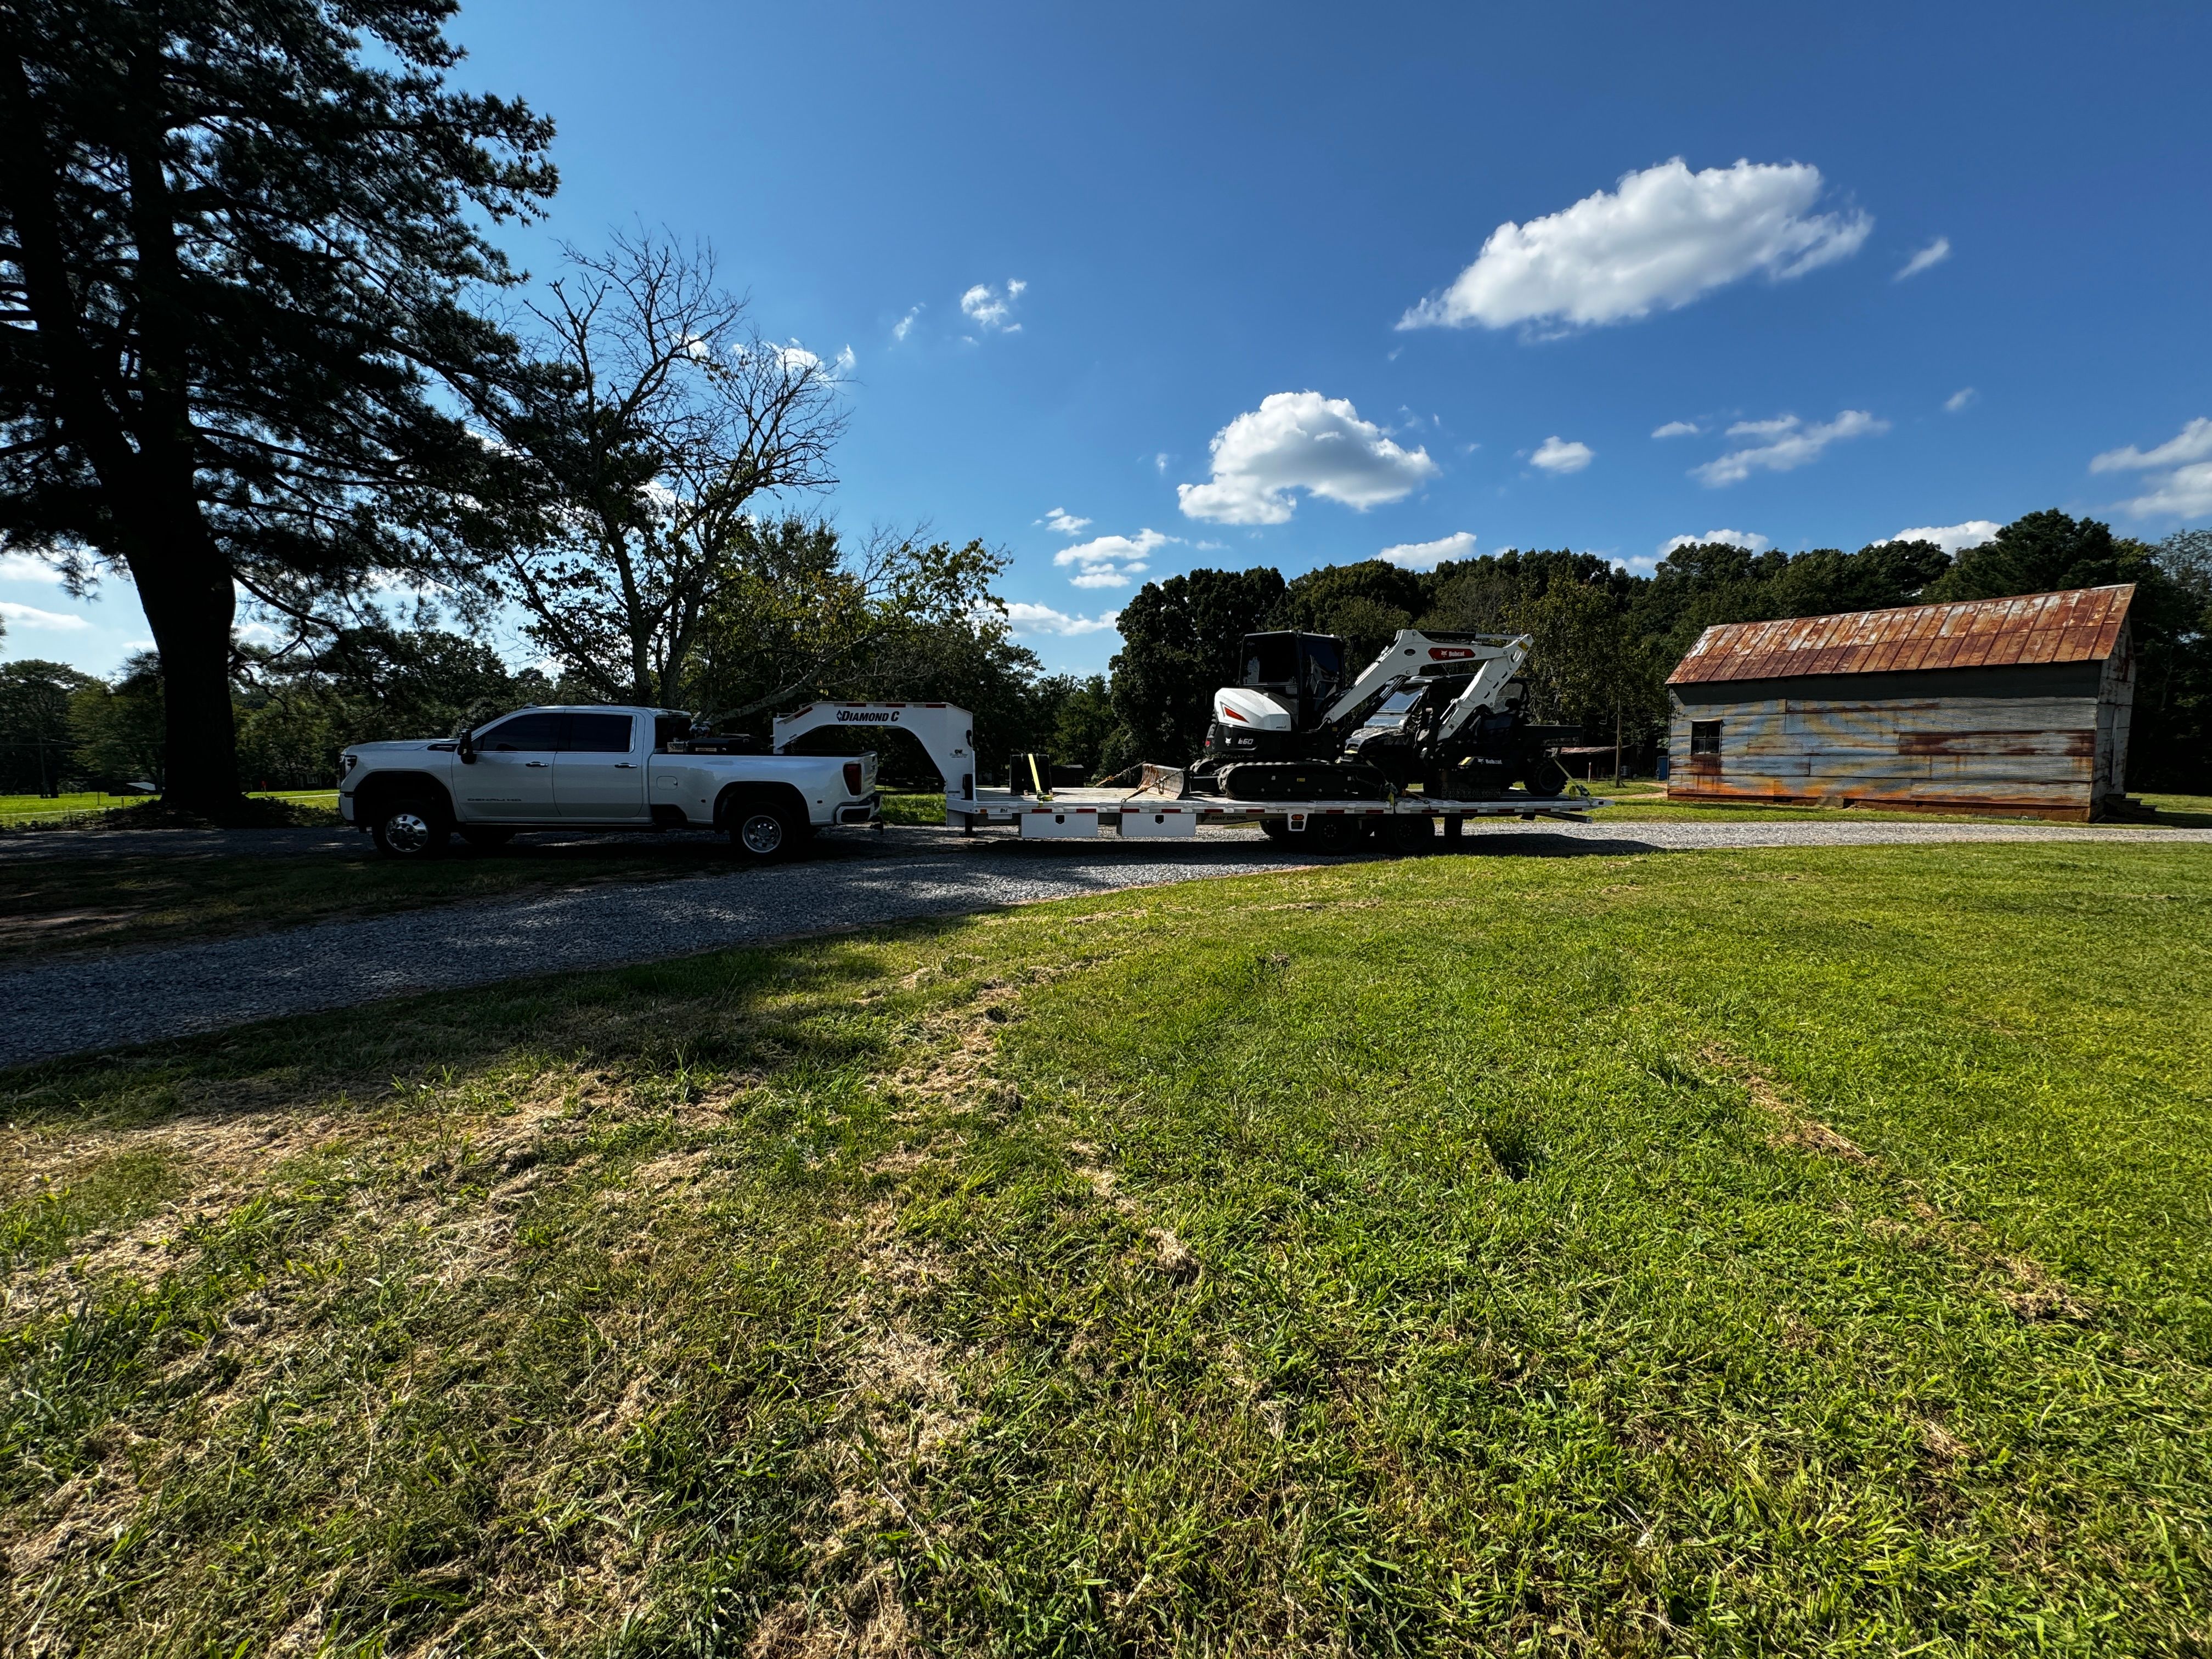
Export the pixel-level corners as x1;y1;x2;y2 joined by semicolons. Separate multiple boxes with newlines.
456;726;477;764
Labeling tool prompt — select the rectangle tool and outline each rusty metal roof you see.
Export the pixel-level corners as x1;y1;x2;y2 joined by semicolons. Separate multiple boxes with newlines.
1667;584;2135;686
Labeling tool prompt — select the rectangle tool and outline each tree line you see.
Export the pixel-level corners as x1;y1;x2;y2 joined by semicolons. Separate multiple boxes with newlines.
1097;512;2212;789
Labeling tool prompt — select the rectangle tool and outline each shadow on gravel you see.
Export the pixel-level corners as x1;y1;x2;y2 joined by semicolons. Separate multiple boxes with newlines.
0;923;925;1131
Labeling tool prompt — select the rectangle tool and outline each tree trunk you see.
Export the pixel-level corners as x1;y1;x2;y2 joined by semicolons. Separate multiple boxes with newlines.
126;528;242;819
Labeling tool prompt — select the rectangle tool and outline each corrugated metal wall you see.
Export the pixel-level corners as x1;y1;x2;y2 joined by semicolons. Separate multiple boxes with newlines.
1667;691;2110;819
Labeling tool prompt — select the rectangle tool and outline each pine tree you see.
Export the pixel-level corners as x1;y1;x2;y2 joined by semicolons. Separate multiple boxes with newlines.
0;0;554;817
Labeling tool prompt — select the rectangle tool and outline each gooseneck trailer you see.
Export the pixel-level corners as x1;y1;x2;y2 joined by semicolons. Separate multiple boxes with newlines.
769;692;1608;853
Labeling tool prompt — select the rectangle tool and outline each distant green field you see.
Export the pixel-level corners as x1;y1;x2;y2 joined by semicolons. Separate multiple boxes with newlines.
4;843;2208;1653
0;789;148;826
0;788;338;829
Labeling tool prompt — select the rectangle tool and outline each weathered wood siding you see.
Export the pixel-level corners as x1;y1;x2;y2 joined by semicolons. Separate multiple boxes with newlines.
1667;687;2115;819
2094;622;2136;799
1664;597;2137;820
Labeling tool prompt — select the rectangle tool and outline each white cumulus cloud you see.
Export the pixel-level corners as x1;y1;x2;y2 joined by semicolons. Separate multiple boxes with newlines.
1945;387;1977;413
960;279;1026;333
1660;528;1771;555
0;551;67;583
0;600;89;631
1883;521;2000;555
1530;436;1594;475
2090;417;2212;518
1379;532;1478;571
1037;507;1092;536
765;339;854;377
1651;420;1700;439
1177;392;1438;525
1398;157;1871;333
1005;601;1120;637
1692;409;1887;487
1896;236;1951;280
1054;528;1173;589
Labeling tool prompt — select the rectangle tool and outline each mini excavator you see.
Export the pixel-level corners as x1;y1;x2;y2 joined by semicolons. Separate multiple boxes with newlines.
1185;628;1577;803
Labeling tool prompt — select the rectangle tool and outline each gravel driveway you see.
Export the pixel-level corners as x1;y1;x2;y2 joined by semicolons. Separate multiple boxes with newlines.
3;818;2205;1068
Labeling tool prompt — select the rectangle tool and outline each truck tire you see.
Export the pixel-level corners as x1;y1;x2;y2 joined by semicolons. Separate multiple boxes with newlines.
460;826;516;850
370;798;449;859
728;795;804;863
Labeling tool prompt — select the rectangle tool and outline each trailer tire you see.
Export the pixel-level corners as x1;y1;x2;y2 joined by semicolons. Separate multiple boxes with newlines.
1261;817;1292;843
1381;815;1434;856
1305;816;1362;855
370;798;449;859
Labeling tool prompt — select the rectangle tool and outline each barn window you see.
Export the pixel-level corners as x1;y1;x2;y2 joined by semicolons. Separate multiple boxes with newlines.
1689;720;1723;755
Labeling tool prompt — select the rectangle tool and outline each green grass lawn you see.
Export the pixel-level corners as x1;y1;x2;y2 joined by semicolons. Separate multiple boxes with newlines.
3;843;2209;1654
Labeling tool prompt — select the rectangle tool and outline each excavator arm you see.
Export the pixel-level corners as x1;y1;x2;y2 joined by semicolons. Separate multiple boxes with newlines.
1316;629;1531;738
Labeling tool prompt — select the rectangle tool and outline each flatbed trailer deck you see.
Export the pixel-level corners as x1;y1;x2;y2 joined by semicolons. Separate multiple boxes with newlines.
950;784;1607;837
769;700;1609;842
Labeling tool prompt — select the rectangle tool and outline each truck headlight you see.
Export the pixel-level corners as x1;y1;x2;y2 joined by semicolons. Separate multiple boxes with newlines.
341;753;358;776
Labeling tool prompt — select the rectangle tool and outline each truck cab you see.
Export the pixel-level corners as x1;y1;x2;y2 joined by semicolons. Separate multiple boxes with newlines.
339;704;878;861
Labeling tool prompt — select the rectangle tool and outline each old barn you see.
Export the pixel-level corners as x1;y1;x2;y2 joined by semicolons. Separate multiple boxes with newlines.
1666;584;2137;821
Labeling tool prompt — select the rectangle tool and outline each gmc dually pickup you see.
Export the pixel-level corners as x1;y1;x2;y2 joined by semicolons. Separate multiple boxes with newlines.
338;705;878;861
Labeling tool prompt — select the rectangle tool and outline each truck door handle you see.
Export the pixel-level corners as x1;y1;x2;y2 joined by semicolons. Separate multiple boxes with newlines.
525;760;549;768
614;762;636;769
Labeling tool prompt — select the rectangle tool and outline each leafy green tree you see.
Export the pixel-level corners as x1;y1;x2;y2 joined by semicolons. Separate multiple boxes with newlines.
0;0;555;819
1040;674;1122;780
1923;511;2139;602
1272;559;1430;664
1925;510;2210;788
1109;567;1286;763
1629;538;1947;666
689;520;1011;726
0;656;97;793
70;651;166;788
232;625;555;787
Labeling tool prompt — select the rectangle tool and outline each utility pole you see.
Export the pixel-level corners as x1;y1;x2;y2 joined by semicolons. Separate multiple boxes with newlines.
1613;702;1622;788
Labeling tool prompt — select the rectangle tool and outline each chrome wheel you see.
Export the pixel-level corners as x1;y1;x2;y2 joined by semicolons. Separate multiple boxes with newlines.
371;799;448;858
738;810;786;856
384;810;432;853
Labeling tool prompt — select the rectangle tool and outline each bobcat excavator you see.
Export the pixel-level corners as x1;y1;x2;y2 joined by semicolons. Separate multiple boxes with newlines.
1185;628;1577;803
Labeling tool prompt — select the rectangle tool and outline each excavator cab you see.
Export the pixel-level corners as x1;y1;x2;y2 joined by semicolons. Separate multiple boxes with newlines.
1238;631;1346;729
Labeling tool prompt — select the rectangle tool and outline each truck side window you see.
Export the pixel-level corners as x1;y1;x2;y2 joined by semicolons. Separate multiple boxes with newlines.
478;712;565;752
566;713;635;753
1690;720;1722;755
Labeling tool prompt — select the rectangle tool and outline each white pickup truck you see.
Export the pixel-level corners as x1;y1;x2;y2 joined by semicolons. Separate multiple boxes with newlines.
338;705;879;861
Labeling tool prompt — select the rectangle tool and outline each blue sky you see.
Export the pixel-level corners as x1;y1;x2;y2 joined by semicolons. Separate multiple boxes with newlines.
8;0;2210;680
